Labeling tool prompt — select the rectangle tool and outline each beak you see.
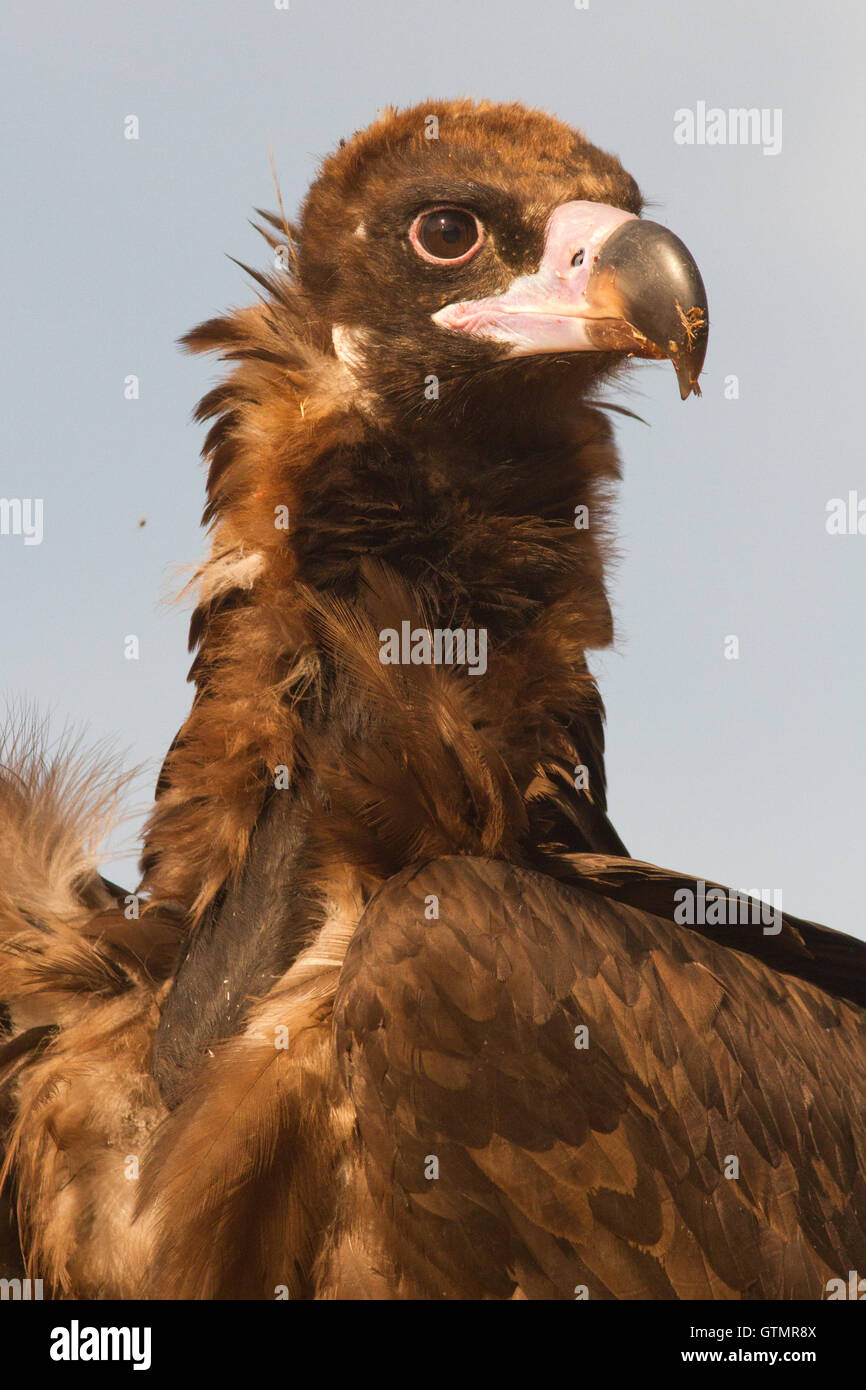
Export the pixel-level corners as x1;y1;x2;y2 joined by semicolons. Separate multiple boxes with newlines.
432;201;709;399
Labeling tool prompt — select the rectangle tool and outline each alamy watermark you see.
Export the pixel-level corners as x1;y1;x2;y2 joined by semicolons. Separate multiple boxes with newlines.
673;880;783;936
0;1276;43;1299
826;491;865;535
674;103;782;156
0;497;43;545
49;1320;151;1371
826;1271;866;1299
379;621;487;676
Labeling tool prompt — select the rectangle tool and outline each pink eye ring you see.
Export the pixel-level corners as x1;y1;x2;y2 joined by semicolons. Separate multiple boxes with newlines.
409;207;484;264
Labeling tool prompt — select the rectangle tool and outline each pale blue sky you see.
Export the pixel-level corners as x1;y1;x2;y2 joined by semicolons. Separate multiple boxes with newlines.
2;0;864;935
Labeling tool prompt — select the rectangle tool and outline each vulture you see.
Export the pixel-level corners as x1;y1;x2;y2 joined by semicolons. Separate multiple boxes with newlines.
2;98;866;1304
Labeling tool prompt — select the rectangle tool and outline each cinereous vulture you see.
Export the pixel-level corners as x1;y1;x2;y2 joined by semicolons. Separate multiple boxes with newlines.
2;99;865;1301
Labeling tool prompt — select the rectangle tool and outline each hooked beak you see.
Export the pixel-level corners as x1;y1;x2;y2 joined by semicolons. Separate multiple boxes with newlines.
432;201;709;399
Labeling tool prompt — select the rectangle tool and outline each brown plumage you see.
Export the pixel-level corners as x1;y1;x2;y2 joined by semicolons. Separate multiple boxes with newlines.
1;99;864;1300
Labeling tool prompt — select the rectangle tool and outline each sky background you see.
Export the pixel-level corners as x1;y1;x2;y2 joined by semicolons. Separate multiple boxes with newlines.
2;0;864;936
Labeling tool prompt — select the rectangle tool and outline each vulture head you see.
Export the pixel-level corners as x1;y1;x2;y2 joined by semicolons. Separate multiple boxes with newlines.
296;100;707;435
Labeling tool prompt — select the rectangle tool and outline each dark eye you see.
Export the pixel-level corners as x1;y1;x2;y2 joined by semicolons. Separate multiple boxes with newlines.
410;208;484;264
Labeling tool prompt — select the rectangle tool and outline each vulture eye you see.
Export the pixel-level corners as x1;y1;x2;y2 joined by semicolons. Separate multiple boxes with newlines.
410;207;484;264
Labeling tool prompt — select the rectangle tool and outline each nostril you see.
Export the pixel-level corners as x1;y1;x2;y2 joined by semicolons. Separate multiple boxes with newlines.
571;248;585;268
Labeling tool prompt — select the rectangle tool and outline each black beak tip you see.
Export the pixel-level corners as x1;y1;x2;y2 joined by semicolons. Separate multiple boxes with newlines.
677;367;697;401
677;368;703;401
595;218;709;400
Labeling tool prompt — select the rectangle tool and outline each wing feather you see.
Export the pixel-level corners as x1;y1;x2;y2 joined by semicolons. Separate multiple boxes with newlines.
334;856;866;1299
